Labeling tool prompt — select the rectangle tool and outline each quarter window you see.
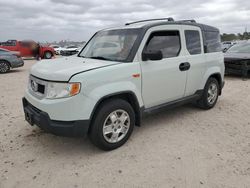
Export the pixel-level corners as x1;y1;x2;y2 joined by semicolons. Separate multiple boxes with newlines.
144;31;181;58
185;30;202;55
204;31;221;53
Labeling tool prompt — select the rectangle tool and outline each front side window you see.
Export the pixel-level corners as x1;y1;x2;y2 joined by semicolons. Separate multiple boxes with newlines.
79;29;140;62
144;31;181;58
185;30;202;55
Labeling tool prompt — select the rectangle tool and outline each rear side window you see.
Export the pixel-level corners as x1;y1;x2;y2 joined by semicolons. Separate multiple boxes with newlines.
1;40;16;46
145;31;181;58
204;31;221;53
185;30;202;55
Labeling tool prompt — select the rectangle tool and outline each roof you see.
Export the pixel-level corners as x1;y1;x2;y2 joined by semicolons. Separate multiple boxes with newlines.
104;19;219;33
140;21;219;32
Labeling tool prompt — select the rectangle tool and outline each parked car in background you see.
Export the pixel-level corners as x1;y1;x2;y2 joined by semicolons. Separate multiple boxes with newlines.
60;45;79;56
0;40;55;59
0;48;24;73
222;41;236;52
224;42;250;78
50;45;65;55
23;18;224;150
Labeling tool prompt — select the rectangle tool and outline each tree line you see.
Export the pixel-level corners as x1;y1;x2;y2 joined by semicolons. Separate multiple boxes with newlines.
221;32;250;41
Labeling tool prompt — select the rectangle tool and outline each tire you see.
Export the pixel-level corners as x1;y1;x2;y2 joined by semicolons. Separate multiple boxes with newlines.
44;51;52;59
89;99;135;151
196;77;219;109
0;60;10;73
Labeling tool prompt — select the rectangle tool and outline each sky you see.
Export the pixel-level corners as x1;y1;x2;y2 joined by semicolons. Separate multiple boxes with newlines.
0;0;249;42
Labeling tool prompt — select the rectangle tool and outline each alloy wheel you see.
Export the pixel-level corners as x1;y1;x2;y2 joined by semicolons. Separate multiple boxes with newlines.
102;109;130;143
207;83;218;105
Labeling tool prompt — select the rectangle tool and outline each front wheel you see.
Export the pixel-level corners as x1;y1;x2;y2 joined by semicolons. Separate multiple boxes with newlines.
44;51;52;59
0;61;10;73
89;99;135;151
196;77;219;109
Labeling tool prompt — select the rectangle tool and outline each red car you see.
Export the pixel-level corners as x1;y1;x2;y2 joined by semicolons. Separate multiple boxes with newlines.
0;40;55;59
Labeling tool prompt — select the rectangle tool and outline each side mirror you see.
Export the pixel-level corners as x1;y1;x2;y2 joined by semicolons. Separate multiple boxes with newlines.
142;50;163;61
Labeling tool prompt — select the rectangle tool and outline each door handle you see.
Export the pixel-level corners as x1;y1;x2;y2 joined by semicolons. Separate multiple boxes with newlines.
179;62;190;71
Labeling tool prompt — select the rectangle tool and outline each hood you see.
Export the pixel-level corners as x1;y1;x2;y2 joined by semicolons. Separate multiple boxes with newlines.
30;56;120;81
224;52;250;61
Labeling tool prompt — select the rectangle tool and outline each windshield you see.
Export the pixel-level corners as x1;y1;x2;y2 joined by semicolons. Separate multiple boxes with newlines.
227;43;250;53
79;29;140;62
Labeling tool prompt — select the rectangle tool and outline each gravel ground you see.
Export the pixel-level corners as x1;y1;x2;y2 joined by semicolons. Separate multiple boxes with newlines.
0;59;250;188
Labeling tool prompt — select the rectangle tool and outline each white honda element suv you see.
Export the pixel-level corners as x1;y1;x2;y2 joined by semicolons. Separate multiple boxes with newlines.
23;18;225;150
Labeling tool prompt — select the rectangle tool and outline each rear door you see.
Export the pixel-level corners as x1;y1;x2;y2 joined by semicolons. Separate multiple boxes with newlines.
182;26;206;96
138;25;188;108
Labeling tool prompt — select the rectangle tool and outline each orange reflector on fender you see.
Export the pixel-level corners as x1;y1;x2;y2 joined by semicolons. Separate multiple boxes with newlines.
132;74;140;78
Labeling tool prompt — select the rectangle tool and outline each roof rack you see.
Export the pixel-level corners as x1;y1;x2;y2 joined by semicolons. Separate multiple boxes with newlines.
125;17;174;26
178;19;196;23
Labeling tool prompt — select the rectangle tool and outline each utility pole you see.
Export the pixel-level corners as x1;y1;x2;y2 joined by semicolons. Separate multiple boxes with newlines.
243;26;248;40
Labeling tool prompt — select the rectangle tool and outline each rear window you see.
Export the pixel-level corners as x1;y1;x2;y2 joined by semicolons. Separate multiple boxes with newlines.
185;30;202;55
204;31;221;53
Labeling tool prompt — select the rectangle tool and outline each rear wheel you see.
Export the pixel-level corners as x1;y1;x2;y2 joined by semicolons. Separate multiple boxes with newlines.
0;61;10;73
89;99;135;151
44;51;52;59
196;77;219;109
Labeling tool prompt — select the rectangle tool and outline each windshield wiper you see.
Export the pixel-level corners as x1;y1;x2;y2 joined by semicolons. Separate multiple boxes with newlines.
89;56;113;61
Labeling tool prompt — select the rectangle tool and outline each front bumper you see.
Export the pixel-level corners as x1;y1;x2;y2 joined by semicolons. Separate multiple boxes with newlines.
22;97;90;137
11;58;24;68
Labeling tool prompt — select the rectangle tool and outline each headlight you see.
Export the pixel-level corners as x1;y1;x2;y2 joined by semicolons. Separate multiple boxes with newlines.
46;82;81;99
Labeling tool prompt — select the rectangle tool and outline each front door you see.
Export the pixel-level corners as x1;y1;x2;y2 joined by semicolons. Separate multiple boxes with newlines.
140;28;188;108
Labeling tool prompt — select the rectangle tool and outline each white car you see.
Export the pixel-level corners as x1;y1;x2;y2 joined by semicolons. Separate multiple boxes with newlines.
222;41;236;52
50;45;65;55
60;45;79;56
23;18;225;150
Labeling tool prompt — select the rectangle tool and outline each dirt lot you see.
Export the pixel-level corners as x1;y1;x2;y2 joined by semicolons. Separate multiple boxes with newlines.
0;59;250;188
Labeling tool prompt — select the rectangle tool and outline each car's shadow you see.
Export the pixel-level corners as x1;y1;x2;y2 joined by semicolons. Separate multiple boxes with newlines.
8;69;25;74
21;103;201;155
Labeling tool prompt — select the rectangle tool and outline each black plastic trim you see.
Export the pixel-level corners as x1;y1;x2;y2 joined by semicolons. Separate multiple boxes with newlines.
89;91;142;127
141;90;203;116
